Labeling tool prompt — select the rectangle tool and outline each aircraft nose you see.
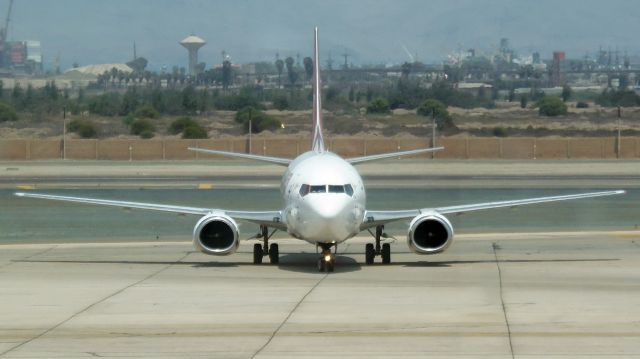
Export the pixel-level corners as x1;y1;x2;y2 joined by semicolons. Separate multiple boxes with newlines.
310;195;350;220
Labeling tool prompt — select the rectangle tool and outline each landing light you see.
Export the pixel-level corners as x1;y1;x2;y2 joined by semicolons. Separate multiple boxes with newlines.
324;254;332;262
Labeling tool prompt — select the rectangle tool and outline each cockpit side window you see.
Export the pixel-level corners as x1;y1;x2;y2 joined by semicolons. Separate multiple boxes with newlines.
310;185;327;193
344;184;354;196
299;184;310;197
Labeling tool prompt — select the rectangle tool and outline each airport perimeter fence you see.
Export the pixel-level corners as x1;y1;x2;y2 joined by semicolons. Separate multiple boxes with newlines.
1;137;639;161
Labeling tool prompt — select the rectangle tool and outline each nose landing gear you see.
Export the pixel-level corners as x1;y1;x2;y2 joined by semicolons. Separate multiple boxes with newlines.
317;243;336;272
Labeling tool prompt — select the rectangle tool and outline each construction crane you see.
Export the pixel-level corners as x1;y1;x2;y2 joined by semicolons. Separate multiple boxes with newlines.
0;0;14;67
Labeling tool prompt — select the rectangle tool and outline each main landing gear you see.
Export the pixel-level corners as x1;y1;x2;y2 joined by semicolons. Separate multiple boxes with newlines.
365;225;391;265
317;243;336;272
253;225;279;265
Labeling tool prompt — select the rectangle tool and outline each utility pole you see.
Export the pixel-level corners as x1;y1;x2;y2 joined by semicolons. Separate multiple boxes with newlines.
617;106;621;158
431;109;436;159
62;106;66;160
248;108;252;154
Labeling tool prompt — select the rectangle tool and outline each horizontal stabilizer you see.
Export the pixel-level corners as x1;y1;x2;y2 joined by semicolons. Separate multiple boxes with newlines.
188;147;291;166
347;147;444;164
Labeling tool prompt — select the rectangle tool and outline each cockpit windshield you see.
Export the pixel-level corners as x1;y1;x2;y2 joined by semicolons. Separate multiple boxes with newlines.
299;184;354;197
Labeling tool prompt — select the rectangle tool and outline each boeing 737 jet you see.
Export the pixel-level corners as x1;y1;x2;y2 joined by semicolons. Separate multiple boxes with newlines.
16;28;624;271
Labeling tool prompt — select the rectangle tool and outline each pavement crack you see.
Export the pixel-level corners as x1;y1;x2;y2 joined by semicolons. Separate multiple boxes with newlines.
492;242;515;359
251;272;329;359
0;251;190;357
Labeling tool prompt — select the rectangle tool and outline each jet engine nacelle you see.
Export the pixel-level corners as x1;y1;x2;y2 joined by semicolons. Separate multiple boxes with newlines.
407;212;454;254
193;214;240;255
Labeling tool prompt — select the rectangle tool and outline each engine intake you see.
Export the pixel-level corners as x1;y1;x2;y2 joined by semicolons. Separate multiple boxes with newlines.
193;214;239;255
407;212;454;254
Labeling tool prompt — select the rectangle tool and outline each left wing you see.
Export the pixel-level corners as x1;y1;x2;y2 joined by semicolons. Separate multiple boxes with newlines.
361;190;625;229
347;147;444;165
14;192;286;230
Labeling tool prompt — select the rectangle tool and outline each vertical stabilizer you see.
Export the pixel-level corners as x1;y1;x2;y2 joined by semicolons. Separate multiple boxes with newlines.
311;27;326;152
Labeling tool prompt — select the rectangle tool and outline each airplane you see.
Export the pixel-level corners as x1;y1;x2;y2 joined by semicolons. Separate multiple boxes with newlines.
16;28;624;272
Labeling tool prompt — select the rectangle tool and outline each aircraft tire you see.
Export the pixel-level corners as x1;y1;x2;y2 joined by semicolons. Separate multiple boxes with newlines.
253;243;263;264
381;243;391;264
365;243;375;265
269;243;279;264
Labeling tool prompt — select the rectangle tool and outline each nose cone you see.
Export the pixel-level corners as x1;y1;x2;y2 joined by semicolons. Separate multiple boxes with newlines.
300;195;355;242
311;195;349;220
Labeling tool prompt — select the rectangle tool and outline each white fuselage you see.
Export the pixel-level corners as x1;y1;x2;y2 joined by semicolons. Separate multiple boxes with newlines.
281;151;366;245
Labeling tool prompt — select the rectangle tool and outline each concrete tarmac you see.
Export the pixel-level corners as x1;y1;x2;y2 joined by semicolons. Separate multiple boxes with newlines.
1;232;639;358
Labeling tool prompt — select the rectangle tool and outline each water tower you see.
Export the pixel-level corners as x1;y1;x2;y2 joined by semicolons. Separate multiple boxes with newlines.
180;35;206;76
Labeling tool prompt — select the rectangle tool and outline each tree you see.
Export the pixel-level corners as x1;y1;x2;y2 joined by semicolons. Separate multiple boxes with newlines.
366;97;390;114
0;101;17;122
561;84;572;102
401;62;412;78
222;60;232;91
275;58;284;88
182;85;198;114
537;96;567;116
417;98;455;131
285;57;297;86
303;57;313;81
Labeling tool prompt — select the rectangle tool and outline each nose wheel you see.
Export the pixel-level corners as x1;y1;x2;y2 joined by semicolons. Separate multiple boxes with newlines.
253;225;279;265
365;225;391;265
317;244;335;272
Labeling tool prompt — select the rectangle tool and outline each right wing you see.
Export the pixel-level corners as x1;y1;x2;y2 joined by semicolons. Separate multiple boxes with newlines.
188;147;291;166
361;190;625;229
347;147;444;164
15;192;287;230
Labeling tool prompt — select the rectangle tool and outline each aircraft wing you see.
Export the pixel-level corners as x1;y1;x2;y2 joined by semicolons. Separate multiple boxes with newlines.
14;192;286;230
347;147;444;165
361;190;625;229
188;147;291;166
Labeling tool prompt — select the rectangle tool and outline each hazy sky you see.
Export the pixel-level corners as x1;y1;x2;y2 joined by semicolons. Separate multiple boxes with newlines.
7;0;640;70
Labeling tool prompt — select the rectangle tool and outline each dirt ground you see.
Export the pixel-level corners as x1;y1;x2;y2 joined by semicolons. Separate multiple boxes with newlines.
1;101;639;140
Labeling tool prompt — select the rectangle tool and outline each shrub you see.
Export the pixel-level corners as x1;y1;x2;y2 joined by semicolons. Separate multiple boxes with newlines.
169;117;198;135
182;124;208;139
520;95;528;109
134;104;160;119
576;101;589;109
122;114;136;127
0;101;18;122
272;96;289;110
595;89;640;107
130;118;155;138
366;97;390;114
68;119;97;138
537;96;567;116
235;106;282;133
492;127;508;137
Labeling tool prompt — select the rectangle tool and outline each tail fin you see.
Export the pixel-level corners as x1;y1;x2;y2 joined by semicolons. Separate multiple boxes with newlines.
311;27;326;152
